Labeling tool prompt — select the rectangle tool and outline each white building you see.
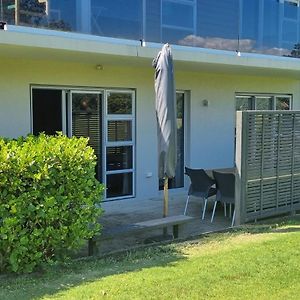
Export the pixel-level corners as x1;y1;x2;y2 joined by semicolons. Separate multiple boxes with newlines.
0;0;300;201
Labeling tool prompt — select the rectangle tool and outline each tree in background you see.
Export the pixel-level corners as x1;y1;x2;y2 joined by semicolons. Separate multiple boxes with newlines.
290;43;300;58
1;0;70;30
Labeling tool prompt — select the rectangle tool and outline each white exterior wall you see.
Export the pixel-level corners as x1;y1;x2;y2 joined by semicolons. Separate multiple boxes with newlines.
0;57;300;201
176;71;300;170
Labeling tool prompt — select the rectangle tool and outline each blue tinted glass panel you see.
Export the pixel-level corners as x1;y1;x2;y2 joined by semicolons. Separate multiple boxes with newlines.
282;41;295;53
197;0;239;39
91;0;142;39
162;1;194;29
241;1;259;40
50;0;76;31
162;28;194;45
284;1;298;19
263;0;279;47
145;0;161;42
283;20;298;41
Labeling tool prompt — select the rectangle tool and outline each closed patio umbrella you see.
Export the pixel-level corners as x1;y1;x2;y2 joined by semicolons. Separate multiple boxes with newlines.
153;43;177;219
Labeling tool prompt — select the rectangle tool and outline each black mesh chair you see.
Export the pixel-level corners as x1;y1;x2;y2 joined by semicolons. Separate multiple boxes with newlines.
211;171;235;227
184;167;217;219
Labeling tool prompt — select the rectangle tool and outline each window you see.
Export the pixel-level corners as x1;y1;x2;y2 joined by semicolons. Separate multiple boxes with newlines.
162;1;194;29
236;95;254;111
236;94;292;111
234;93;291;160
71;91;103;182
32;89;64;135
105;91;135;199
284;0;299;19
31;87;136;201
281;0;300;46
161;0;196;44
90;0;142;40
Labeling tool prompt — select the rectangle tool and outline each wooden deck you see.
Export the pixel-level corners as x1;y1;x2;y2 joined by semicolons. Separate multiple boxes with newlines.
95;192;233;255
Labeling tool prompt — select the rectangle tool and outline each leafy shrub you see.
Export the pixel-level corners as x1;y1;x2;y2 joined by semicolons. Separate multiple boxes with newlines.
0;134;104;273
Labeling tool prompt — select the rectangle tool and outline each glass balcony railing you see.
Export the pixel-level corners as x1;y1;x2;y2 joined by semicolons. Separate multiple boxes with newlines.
1;0;300;59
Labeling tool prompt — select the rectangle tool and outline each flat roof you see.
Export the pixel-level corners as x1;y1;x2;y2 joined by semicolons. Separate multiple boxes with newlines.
1;25;300;78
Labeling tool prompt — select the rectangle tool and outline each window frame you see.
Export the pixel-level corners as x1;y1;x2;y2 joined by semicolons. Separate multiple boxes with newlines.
235;93;292;111
161;0;197;39
104;89;136;200
30;85;136;201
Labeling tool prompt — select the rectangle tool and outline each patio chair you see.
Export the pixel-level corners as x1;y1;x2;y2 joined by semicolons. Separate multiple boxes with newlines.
184;167;217;219
211;171;235;227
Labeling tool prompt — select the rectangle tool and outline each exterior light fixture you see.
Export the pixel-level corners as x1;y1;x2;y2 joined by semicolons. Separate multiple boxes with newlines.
140;39;146;47
0;21;6;30
95;64;103;70
202;99;209;107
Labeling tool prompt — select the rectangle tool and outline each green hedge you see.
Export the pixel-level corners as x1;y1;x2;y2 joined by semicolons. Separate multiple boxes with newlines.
0;134;104;273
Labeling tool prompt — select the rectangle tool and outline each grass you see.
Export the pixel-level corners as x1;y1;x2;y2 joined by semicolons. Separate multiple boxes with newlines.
1;216;300;300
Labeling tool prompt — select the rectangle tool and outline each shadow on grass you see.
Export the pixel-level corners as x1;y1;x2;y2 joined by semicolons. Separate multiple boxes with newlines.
1;215;299;300
231;214;300;235
176;214;300;248
271;226;300;233
0;244;186;300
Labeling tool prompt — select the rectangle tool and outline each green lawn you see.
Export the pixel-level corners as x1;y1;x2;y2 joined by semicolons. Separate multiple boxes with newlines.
1;217;300;300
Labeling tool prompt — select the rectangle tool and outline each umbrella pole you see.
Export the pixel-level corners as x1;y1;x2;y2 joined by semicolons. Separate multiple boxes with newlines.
163;176;168;217
163;176;168;236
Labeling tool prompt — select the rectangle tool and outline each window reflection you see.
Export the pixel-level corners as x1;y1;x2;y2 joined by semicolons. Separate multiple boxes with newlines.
4;0;300;58
162;1;194;28
256;97;273;110
91;0;142;40
236;97;253;111
106;173;133;198
236;94;292;111
276;97;290;110
72;93;102;182
108;121;132;142
106;146;133;171
107;93;132;115
284;1;298;19
283;20;298;41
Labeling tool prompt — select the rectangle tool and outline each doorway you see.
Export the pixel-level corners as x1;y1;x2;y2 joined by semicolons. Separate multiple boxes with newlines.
159;91;185;190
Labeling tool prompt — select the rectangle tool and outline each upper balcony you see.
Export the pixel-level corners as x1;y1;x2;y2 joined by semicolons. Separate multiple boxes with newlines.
1;0;300;59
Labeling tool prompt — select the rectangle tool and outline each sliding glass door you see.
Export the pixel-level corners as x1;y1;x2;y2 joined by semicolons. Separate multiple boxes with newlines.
70;91;103;182
32;87;135;201
70;90;135;200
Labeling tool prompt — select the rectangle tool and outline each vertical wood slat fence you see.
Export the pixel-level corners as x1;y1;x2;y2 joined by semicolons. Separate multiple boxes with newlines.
235;111;300;224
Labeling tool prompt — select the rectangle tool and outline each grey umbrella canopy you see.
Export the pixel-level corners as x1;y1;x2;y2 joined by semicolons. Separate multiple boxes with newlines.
153;43;177;180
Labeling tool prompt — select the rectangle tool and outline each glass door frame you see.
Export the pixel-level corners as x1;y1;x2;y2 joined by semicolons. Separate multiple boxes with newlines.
69;88;136;201
31;85;136;201
68;89;104;182
104;89;136;200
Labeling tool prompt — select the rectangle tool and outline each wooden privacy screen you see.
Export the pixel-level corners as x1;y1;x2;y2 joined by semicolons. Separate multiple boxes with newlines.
235;111;300;224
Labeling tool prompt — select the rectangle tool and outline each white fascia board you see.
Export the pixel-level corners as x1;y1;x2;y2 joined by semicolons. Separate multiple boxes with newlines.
1;25;142;57
1;25;300;74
